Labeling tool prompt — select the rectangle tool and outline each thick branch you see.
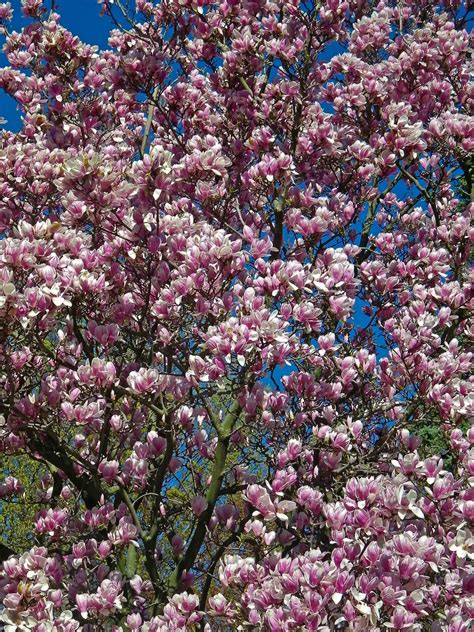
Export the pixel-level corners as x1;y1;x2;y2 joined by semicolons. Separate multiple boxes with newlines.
167;400;241;595
141;85;160;157
28;436;103;510
270;197;285;261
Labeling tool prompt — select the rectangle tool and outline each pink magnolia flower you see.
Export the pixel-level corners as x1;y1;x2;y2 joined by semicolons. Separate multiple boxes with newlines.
109;518;139;546
191;495;208;517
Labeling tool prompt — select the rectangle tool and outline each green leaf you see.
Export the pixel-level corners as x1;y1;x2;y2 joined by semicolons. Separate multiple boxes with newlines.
118;543;138;579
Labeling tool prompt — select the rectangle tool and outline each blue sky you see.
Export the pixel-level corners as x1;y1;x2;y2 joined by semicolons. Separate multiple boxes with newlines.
1;0;112;130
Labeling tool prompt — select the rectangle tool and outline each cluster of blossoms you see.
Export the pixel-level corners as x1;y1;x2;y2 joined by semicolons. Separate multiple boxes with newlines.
0;0;472;630
0;428;472;631
217;429;473;631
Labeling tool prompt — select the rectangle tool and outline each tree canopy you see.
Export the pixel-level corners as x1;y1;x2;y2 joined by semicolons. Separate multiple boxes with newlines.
0;0;472;630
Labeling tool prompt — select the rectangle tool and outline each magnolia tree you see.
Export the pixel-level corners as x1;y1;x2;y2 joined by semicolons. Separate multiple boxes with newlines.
0;0;473;630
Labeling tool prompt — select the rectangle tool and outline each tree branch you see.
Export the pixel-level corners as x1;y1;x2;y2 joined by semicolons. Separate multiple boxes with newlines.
141;85;160;157
167;400;241;595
